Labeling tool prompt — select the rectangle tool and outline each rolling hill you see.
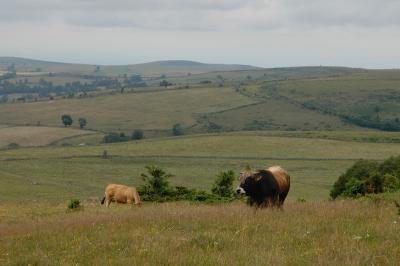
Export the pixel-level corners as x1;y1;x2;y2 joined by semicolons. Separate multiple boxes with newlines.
0;57;260;76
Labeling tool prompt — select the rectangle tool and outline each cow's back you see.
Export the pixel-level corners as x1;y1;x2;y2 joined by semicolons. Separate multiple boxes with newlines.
268;166;290;193
106;184;129;201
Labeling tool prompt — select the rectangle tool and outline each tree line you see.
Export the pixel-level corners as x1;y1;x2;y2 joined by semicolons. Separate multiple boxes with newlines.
0;74;147;101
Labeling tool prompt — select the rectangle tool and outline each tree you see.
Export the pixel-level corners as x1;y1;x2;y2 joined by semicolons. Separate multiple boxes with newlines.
140;165;173;198
61;114;73;127
131;129;144;140
160;80;172;88
78;117;87;129
172;123;184;136
211;170;235;197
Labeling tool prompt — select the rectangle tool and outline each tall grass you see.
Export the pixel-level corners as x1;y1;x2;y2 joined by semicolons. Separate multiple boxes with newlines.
1;199;399;265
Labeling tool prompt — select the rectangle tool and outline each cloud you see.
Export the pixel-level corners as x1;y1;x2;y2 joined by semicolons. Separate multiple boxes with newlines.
1;0;400;30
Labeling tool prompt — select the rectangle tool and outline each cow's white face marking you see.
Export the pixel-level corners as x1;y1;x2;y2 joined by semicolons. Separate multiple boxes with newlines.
236;187;245;194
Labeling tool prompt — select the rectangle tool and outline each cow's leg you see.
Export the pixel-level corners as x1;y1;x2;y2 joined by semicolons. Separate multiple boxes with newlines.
105;196;112;207
133;192;141;206
278;191;288;208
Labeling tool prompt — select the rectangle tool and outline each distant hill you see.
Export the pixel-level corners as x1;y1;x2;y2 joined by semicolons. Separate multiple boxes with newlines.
0;57;261;76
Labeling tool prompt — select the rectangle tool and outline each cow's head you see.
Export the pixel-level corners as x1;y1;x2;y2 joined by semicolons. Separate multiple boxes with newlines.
236;171;257;195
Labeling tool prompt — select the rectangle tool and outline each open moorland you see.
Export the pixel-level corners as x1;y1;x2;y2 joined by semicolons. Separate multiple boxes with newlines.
0;58;400;265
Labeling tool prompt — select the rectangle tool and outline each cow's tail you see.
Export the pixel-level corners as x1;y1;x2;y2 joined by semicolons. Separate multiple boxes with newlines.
101;196;105;205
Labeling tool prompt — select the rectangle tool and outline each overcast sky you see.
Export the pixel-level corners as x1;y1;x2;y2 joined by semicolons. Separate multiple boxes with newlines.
1;0;399;68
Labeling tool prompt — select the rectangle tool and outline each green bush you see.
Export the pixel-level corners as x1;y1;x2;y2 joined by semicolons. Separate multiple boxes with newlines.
138;166;236;203
342;178;367;198
331;156;400;199
211;170;235;198
68;199;82;210
383;174;400;192
330;160;378;199
139;165;174;201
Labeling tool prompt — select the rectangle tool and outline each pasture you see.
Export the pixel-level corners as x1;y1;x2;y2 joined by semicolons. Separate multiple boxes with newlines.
1;133;400;203
1;198;399;265
0;133;400;265
1;59;400;264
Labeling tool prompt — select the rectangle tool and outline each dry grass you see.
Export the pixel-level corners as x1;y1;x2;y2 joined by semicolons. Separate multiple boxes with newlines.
0;199;399;265
0;126;94;148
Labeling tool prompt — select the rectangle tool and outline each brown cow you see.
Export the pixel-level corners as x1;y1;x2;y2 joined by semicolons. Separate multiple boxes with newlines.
236;166;290;208
101;184;141;207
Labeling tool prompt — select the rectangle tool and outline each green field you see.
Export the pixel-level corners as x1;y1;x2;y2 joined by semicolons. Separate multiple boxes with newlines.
1;132;400;265
1;133;400;203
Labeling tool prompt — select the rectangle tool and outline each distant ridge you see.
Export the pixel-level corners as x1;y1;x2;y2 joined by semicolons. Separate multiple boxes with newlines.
0;57;260;76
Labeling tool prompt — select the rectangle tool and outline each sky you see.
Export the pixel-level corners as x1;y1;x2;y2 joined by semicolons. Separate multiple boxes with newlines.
1;0;400;68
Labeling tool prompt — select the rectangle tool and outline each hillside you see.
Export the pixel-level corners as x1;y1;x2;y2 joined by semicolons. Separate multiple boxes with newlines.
0;57;260;76
0;59;399;140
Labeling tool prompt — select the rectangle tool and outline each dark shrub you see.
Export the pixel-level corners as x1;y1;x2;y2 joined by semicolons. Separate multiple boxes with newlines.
68;199;82;210
131;129;144;140
7;143;20;149
172;123;184;136
103;133;130;143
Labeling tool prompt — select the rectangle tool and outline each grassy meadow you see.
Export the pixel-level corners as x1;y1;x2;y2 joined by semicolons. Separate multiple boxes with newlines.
1;133;400;203
1;59;400;265
0;133;400;265
1;198;399;265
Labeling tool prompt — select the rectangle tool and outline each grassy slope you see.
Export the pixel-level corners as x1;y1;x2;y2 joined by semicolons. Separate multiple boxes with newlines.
253;71;400;122
0;200;399;265
3;68;399;134
0;126;95;148
1;134;399;202
0;87;257;132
